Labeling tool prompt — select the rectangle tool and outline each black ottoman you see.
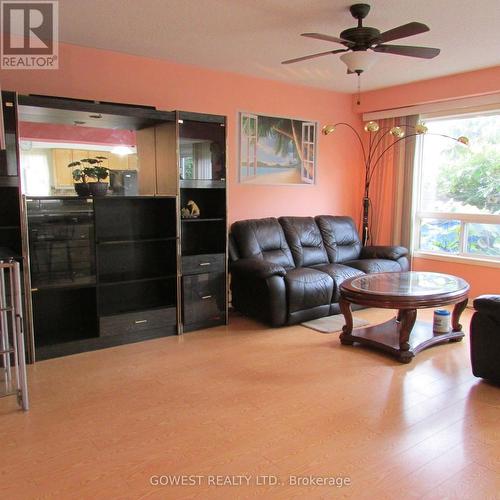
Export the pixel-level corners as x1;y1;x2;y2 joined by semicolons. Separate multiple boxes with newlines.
470;295;500;385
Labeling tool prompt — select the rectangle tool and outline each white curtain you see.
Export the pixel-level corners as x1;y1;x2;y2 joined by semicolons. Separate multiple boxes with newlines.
193;142;212;179
21;149;52;196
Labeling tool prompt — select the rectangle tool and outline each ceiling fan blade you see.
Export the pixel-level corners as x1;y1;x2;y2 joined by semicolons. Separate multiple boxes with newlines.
301;33;349;45
373;44;440;59
281;49;347;65
378;22;430;43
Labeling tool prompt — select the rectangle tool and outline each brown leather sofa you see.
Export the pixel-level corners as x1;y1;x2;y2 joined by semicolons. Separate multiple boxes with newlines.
470;295;500;384
229;215;409;326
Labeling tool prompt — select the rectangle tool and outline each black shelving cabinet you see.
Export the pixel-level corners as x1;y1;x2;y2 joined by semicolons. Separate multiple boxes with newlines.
27;196;178;359
94;196;178;341
0;91;23;260
178;114;227;332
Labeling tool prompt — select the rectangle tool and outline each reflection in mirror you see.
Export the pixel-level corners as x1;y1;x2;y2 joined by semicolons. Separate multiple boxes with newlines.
179;120;225;182
19;122;140;197
180;139;218;180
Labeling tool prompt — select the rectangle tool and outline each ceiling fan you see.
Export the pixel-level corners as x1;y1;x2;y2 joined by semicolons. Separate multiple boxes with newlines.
282;3;440;73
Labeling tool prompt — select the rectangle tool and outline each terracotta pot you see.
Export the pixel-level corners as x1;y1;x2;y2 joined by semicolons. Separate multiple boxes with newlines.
88;182;109;197
74;183;90;197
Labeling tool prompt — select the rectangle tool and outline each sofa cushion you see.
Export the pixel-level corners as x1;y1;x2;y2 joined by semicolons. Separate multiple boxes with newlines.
284;268;333;313
315;215;362;263
344;258;402;274
279;216;329;267
360;245;408;261
313;263;365;302
231;217;295;269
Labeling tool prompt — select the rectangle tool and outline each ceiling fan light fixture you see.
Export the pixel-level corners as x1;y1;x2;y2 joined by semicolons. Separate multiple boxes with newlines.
340;51;378;73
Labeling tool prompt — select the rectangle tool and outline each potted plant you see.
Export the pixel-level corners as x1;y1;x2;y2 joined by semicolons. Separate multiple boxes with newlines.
68;156;110;197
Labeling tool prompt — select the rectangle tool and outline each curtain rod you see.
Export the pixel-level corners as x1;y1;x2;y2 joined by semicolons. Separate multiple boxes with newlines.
362;92;500;121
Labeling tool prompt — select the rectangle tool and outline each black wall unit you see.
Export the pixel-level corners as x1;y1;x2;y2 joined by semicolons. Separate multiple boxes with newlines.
98;279;177;316
26;196;178;359
0;92;22;260
2;91;229;360
27;198;95;287
0;186;22;258
181;220;226;256
1;91;20;177
179;113;227;331
180;188;225;219
32;287;98;347
182;272;226;332
97;240;176;283
94;197;176;242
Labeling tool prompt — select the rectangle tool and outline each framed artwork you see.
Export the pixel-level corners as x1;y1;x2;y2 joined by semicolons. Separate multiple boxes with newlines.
239;112;317;185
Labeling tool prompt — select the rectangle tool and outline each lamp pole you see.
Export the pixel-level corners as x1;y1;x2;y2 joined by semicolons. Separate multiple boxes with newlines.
322;121;469;246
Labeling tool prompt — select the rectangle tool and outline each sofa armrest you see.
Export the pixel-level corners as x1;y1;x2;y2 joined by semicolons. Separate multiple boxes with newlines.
360;245;408;261
231;258;287;280
473;295;500;322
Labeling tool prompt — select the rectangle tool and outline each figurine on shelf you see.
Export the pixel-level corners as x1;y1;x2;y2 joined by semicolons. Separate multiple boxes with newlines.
181;200;200;219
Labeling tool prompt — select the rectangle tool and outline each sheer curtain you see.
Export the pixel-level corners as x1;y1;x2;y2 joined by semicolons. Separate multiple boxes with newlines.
193;142;212;179
21;149;52;196
369;115;418;252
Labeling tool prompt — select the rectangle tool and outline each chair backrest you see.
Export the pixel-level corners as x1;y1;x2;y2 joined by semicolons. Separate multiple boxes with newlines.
279;216;329;267
230;217;295;269
315;215;362;263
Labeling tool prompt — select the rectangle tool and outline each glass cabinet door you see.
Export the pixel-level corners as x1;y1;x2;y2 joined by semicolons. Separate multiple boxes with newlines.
179;120;225;183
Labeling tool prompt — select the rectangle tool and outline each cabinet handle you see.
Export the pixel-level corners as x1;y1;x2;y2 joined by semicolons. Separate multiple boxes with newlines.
201;295;212;300
199;262;211;266
134;319;148;324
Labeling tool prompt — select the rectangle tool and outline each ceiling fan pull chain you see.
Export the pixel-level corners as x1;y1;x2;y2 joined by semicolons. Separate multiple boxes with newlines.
357;73;362;106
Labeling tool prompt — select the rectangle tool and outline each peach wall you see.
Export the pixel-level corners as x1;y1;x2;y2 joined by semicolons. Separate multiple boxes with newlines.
0;42;364;224
357;66;500;113
413;258;500;300
359;67;500;299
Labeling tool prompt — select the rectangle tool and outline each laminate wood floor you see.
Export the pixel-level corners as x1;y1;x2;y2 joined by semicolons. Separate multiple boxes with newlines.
1;308;499;499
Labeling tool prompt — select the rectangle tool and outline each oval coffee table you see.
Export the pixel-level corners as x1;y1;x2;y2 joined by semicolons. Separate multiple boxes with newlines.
339;272;469;363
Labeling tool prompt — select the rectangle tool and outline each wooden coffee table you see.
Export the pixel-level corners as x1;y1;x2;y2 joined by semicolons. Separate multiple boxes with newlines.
339;272;469;363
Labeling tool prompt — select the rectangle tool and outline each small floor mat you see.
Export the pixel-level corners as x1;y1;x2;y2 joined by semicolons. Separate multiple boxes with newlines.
301;315;369;334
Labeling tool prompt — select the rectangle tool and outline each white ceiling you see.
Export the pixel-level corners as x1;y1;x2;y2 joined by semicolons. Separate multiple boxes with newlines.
59;0;500;93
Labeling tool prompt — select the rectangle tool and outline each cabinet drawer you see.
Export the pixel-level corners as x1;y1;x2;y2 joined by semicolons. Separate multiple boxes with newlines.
182;273;226;326
182;253;225;275
100;307;176;336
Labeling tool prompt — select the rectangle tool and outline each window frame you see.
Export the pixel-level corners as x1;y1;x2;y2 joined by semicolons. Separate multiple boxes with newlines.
412;110;500;266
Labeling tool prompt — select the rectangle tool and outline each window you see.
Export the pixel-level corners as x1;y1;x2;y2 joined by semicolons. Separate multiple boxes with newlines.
413;112;500;262
240;113;258;180
301;122;315;184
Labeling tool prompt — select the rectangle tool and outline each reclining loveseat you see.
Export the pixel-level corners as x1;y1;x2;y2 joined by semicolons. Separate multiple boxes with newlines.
229;215;409;326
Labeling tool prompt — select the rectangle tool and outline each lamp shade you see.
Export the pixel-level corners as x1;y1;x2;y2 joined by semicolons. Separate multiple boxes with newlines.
340;51;378;73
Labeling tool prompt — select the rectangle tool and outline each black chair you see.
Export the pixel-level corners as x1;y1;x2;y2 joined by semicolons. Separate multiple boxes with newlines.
470;295;500;385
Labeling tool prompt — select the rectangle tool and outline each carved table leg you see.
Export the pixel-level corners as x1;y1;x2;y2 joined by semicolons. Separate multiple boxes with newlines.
339;296;354;345
452;298;468;333
397;309;417;363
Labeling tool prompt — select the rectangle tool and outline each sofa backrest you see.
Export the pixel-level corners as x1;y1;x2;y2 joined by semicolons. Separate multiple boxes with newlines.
315;215;362;263
279;216;329;267
230;217;295;269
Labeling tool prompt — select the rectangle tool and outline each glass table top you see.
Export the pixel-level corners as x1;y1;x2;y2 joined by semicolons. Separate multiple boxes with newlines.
347;272;469;297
